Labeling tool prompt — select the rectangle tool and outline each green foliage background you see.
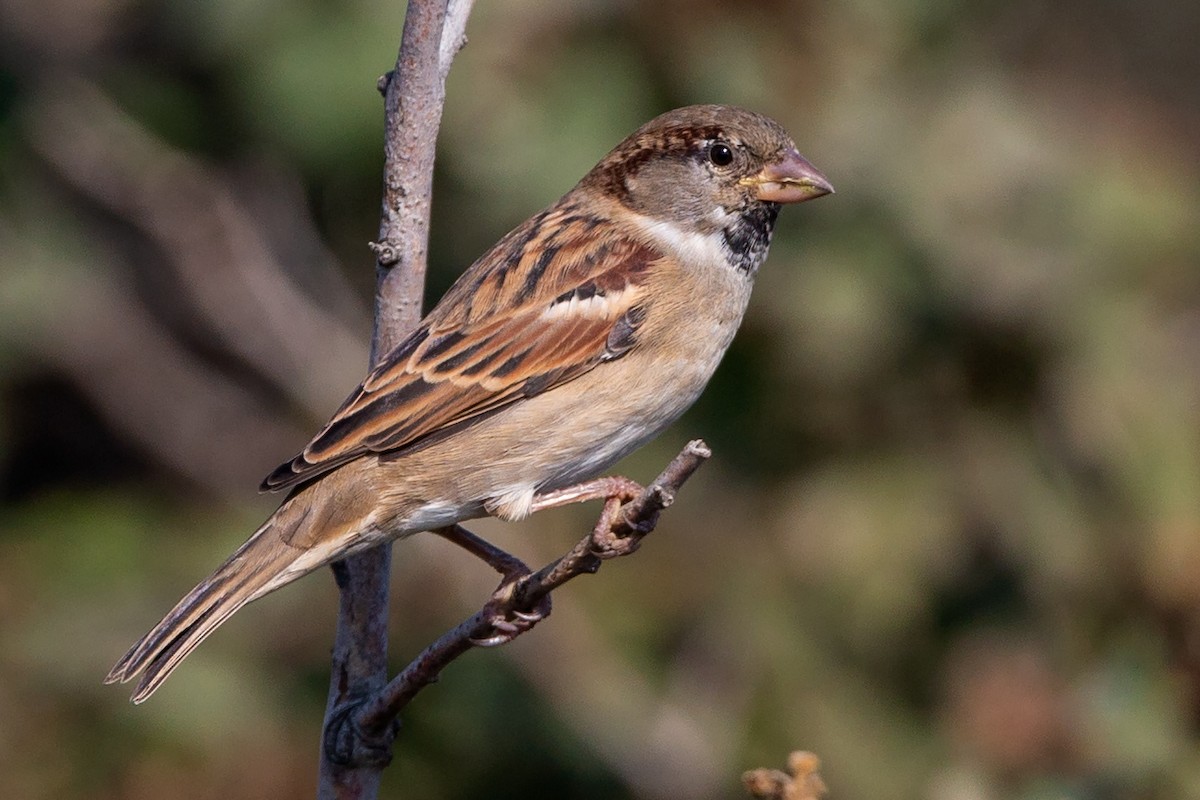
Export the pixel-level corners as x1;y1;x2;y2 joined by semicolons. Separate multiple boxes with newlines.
2;1;1199;798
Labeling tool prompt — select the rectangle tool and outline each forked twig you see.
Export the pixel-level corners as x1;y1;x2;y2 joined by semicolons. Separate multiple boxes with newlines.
327;440;711;754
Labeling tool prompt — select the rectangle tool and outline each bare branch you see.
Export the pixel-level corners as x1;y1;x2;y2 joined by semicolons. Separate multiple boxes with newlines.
438;0;474;79
371;0;476;361
318;0;474;796
338;440;712;742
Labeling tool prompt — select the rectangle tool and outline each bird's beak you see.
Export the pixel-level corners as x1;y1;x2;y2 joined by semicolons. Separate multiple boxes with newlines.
742;149;834;203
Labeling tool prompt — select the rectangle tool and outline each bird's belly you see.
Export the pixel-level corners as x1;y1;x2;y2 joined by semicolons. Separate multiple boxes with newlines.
538;366;708;489
533;313;737;493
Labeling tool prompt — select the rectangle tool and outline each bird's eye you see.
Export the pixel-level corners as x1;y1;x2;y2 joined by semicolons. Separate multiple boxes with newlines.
708;142;734;167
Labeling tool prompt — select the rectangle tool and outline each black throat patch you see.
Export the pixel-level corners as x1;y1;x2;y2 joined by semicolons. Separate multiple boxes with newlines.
722;202;780;275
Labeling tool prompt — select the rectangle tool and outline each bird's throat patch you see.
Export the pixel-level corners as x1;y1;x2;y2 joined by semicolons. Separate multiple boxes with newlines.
722;202;780;275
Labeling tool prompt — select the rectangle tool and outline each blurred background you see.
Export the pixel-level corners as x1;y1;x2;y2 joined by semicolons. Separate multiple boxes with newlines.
2;0;1199;798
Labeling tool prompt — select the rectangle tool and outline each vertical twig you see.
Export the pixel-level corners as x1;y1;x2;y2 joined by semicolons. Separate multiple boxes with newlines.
317;1;474;797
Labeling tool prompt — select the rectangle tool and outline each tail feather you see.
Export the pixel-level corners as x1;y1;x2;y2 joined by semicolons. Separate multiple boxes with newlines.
105;520;305;703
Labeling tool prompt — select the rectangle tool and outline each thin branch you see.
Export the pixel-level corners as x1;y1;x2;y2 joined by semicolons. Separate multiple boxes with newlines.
370;0;475;360
340;440;712;742
318;0;474;797
438;0;474;79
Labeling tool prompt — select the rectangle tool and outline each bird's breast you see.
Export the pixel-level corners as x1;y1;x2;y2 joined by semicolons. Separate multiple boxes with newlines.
377;246;755;526
531;260;752;488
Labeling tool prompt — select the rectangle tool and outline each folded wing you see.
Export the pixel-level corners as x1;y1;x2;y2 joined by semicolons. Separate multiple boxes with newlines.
261;207;659;492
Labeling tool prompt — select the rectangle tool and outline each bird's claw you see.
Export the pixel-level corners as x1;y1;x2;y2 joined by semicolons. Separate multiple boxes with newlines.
511;607;543;622
469;632;510;648
468;584;551;647
591;528;643;558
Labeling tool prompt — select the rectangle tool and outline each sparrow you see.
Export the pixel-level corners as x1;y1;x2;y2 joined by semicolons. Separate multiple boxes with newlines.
106;104;833;702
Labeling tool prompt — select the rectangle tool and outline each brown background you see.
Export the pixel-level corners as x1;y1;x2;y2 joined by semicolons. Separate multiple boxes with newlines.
1;0;1199;798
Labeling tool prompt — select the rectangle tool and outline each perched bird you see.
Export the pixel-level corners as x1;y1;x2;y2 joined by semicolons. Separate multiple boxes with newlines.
106;104;833;702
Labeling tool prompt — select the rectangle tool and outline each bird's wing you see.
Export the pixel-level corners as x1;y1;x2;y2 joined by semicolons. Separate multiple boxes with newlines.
261;206;658;492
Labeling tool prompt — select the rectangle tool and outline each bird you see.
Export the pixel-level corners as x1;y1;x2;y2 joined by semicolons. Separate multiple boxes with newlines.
105;104;833;702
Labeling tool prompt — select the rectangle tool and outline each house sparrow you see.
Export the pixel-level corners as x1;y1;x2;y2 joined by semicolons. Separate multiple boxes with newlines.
106;104;832;702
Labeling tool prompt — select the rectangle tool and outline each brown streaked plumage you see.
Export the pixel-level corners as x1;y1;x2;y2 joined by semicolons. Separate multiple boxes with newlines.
263;223;658;492
106;104;833;702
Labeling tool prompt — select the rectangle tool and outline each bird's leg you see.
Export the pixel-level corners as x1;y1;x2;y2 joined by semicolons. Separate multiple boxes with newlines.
433;477;647;648
433;523;529;578
432;524;551;646
529;475;644;513
532;476;651;560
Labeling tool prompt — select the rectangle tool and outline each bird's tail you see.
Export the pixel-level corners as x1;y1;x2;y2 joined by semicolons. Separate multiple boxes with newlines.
105;513;313;703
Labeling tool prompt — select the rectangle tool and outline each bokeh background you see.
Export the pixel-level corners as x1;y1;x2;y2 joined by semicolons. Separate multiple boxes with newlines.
2;0;1199;798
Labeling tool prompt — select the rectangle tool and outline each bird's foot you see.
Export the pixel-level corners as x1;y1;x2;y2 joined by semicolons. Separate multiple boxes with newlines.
433;523;529;578
586;490;654;559
470;577;552;647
